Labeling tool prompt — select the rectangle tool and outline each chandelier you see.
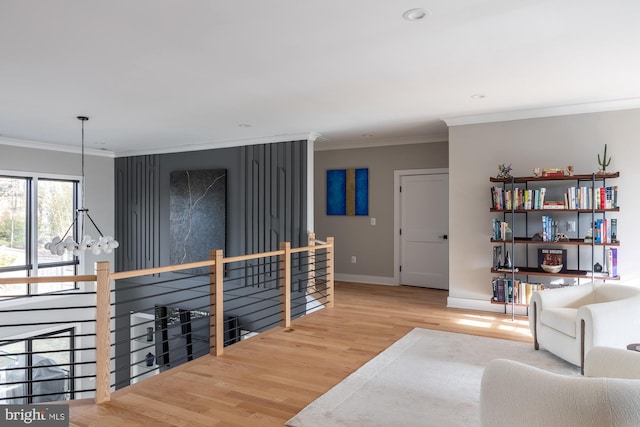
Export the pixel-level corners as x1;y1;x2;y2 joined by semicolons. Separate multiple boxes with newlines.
44;116;119;256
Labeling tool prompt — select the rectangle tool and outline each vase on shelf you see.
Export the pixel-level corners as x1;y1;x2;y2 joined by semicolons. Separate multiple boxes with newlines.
504;251;512;269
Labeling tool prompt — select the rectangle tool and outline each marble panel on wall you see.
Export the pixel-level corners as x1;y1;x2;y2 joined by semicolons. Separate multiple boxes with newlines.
169;169;226;272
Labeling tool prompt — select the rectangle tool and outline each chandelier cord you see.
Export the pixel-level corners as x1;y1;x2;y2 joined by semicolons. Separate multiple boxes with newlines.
80;117;86;239
81;117;85;209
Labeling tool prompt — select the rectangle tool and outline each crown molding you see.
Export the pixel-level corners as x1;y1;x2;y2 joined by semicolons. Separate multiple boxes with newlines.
306;131;322;144
314;133;448;151
0;137;115;157
114;132;321;157
442;98;640;127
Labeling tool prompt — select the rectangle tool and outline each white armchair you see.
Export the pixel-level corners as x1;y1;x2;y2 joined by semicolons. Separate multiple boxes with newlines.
480;347;640;427
529;283;640;372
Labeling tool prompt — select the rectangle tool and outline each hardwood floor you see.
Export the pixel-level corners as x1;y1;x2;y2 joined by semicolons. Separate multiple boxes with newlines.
69;281;531;426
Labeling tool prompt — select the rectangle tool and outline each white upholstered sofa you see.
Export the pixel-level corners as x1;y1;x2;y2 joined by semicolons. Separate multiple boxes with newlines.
529;283;640;372
480;346;640;427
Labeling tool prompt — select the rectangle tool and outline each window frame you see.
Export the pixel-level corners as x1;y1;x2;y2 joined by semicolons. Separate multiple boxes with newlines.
0;170;82;296
0;327;76;403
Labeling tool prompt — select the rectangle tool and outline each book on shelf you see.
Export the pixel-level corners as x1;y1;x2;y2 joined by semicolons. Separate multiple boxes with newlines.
492;277;513;303
492;277;506;303
490;186;547;210
534;187;546;210
538;248;567;273
541;168;565;177
589;218;617;244
611;218;618;242
565;186;618;210
491;186;501;210
523;283;531;305
492;277;544;304
543;201;565;210
521;282;544;305
594;219;609;244
566;187;574;209
541;215;558;242
607;248;618;277
491;218;512;241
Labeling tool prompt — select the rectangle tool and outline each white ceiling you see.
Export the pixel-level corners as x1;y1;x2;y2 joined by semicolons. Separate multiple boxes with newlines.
2;0;640;157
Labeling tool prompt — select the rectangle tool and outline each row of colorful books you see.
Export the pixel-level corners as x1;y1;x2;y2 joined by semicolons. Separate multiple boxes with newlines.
592;218;618;244
492;277;544;304
491;185;618;211
538;216;619;244
491;186;546;210
565;186;618;210
541;215;558;242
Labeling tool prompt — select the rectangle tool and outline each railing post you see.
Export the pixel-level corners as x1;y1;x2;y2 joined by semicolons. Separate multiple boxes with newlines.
95;261;111;404
326;237;335;308
210;249;224;356
280;241;291;328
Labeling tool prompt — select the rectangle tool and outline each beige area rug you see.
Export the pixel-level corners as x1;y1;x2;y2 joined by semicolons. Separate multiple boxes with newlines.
286;328;579;427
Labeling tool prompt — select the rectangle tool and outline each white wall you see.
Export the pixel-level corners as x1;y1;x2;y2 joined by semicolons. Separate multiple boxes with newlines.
447;108;640;311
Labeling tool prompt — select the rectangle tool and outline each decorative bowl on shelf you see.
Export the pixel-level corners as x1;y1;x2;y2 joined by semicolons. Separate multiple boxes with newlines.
541;264;563;273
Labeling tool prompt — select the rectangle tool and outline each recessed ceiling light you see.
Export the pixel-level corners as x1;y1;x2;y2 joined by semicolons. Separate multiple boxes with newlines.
471;94;486;100
238;124;251;128
402;8;430;21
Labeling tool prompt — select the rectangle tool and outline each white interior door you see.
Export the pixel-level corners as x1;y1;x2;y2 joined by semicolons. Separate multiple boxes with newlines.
400;173;449;289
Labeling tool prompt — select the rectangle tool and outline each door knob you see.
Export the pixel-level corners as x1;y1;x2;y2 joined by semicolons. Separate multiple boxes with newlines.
439;234;448;240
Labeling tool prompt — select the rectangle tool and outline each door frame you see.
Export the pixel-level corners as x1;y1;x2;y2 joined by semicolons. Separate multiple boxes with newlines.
393;168;449;285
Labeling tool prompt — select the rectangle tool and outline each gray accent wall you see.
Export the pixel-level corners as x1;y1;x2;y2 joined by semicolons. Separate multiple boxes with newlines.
113;139;309;387
115;155;161;271
115;140;308;271
241;142;307;254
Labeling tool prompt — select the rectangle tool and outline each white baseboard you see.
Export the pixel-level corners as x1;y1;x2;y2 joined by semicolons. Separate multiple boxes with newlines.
447;296;529;316
334;274;397;286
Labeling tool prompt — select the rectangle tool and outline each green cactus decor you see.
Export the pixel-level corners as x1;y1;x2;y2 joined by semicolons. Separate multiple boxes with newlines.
597;144;611;173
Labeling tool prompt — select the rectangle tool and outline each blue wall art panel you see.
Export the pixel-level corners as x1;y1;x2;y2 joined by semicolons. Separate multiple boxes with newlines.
354;167;369;216
326;169;346;215
326;168;368;216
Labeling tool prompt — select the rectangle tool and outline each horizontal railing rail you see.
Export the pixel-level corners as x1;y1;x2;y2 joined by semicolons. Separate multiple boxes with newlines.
0;234;334;405
0;288;99;404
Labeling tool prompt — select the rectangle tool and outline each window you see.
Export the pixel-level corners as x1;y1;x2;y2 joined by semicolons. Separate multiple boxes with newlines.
0;173;79;297
0;328;75;403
